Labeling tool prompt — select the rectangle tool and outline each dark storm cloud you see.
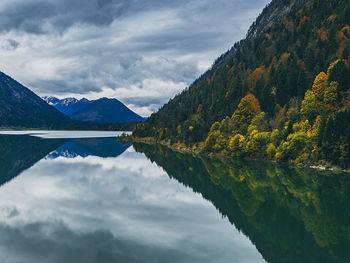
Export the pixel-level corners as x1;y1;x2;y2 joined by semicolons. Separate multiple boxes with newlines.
0;0;269;35
0;0;197;35
0;0;271;116
0;0;129;34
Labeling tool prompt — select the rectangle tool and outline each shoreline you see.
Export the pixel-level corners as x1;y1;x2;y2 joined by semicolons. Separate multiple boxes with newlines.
117;135;350;173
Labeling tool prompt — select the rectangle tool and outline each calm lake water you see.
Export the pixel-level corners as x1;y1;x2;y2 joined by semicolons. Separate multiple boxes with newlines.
0;131;349;263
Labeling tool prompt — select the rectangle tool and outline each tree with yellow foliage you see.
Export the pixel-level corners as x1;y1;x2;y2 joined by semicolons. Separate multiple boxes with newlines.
300;90;320;121
312;72;328;101
323;81;338;106
232;94;261;135
228;134;246;157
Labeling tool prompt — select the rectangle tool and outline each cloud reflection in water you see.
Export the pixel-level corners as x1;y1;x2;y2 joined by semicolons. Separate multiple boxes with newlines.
0;138;264;263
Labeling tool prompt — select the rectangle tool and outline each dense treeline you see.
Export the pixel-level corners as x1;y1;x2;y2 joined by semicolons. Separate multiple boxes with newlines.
133;0;350;168
202;60;350;167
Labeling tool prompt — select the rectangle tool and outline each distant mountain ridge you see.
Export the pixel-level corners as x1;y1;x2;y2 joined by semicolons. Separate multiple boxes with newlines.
0;71;143;129
0;71;72;128
44;96;145;124
70;97;145;123
43;96;92;116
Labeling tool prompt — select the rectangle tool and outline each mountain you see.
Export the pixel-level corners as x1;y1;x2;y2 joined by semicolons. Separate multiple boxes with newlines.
0;72;72;129
70;97;145;123
43;96;145;124
133;0;350;168
43;96;92;116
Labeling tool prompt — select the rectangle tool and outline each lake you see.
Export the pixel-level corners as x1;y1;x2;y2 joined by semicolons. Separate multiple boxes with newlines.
0;131;349;263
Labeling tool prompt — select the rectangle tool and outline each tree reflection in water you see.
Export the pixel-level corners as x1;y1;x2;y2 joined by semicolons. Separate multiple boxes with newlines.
134;142;350;263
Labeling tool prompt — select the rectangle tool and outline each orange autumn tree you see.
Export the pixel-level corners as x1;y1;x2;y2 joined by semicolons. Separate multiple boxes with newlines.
248;66;266;89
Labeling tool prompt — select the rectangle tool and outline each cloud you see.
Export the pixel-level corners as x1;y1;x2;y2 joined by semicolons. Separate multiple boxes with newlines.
0;221;188;263
0;0;270;116
0;145;265;263
0;39;20;50
0;0;129;34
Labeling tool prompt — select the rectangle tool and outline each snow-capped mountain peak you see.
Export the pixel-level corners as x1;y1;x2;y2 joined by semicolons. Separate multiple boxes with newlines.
42;96;60;106
42;96;92;116
60;97;78;106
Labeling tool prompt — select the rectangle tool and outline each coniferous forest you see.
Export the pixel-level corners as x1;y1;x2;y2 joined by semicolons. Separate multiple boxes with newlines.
133;0;350;168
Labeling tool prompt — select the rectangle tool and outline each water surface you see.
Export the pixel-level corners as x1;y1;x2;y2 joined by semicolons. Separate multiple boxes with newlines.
0;131;349;263
0;130;130;138
0;132;264;263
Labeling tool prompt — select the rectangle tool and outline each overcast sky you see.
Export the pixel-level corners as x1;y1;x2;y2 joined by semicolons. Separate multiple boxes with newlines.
0;0;270;116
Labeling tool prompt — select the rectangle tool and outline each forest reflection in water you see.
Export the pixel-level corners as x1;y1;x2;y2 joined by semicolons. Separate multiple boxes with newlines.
0;134;264;263
134;142;350;263
0;133;349;263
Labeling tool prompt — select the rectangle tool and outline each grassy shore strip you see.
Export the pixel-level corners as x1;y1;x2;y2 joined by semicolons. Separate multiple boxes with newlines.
117;135;350;173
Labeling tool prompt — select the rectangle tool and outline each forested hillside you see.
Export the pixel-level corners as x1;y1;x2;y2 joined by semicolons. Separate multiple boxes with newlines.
133;0;350;168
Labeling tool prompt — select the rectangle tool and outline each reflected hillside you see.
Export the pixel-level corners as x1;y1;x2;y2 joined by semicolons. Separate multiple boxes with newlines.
0;136;131;186
0;135;67;186
134;143;350;263
48;138;131;158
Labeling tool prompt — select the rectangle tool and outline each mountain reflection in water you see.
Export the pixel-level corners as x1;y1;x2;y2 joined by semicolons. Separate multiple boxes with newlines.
0;135;131;186
0;134;349;263
0;134;265;263
0;135;67;186
47;137;131;158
